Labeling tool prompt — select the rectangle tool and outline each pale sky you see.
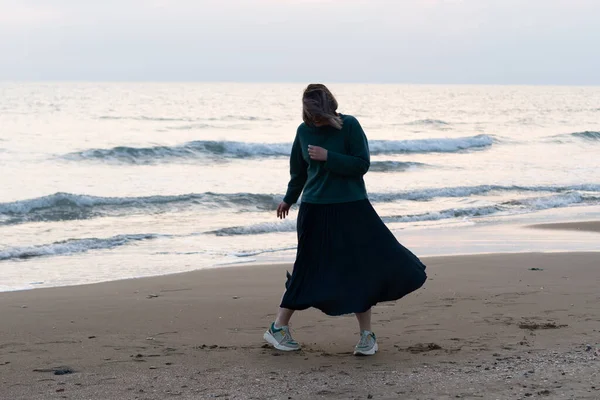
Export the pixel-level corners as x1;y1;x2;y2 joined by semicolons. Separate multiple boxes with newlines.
1;0;599;84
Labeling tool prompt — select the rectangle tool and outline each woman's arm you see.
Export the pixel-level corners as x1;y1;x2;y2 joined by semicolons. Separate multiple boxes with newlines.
324;117;370;177
283;134;308;205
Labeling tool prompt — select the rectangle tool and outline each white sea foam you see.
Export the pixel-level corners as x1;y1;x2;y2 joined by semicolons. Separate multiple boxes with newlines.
369;161;429;172
0;234;158;261
209;192;600;236
210;220;297;236
64;135;494;164
2;185;599;226
0;192;279;224
231;246;297;257
369;134;493;154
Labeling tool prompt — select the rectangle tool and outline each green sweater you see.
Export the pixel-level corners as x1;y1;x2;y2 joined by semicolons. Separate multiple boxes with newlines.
283;114;370;205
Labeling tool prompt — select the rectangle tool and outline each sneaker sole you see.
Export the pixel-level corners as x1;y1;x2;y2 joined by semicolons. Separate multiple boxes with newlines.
353;342;378;356
263;331;301;352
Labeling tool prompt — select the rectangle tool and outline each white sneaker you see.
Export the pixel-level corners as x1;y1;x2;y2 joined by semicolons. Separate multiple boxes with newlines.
263;322;301;351
354;330;378;356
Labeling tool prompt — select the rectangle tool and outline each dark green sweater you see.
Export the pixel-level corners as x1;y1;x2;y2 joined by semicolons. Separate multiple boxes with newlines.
283;114;370;205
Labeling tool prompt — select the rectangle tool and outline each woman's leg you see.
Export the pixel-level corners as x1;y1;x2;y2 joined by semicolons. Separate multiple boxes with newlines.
355;308;372;332
275;307;295;327
353;308;377;355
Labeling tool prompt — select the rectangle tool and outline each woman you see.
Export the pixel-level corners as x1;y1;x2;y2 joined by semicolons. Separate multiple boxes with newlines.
263;84;427;356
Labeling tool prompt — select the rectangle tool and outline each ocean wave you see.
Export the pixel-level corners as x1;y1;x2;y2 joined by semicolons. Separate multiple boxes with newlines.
383;193;593;224
167;123;218;130
64;140;291;163
571;131;600;141
503;192;594;209
168;119;267;130
64;135;493;164
405;119;451;126
209;220;297;236
98;116;192;122
231;246;297;257
0;234;158;262
2;184;598;226
369;135;493;154
99;115;272;123
369;161;429;172
208;192;600;236
0;192;279;225
209;206;502;236
216;115;273;122
369;184;600;203
551;131;600;143
382;206;502;224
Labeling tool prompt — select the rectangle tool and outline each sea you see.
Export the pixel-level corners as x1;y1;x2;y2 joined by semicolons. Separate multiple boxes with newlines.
1;83;599;292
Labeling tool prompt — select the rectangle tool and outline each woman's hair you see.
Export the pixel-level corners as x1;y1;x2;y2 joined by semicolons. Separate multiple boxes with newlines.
302;84;343;130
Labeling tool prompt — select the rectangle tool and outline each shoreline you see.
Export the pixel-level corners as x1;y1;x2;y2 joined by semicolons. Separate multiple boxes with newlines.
4;247;600;295
2;220;599;294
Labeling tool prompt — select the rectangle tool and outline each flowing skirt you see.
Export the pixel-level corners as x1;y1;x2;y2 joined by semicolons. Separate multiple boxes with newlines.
280;199;427;316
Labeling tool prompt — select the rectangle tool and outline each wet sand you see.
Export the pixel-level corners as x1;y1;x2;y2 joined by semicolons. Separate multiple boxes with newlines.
529;220;600;234
1;222;599;399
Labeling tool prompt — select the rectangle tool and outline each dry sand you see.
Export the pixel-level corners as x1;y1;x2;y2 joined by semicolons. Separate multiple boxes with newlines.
1;222;599;400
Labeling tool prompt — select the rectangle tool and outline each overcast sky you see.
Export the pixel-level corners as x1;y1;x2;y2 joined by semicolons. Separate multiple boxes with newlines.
1;0;599;84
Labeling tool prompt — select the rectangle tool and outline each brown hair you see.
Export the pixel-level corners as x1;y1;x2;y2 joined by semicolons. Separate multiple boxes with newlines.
302;84;343;130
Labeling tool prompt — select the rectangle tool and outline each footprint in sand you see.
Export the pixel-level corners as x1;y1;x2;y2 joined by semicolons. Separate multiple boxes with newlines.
518;321;567;330
396;343;443;353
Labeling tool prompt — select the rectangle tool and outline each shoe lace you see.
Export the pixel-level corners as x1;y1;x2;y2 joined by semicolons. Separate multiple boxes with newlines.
358;332;371;347
280;326;294;343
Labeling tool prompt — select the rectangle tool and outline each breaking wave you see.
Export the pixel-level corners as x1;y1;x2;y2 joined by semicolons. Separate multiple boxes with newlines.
63;141;291;163
405;119;451;126
369;135;493;154
550;131;600;143
208;192;600;236
0;234;159;262
0;192;279;225
570;131;600;141
64;135;494;164
2;184;598;226
369;161;429;172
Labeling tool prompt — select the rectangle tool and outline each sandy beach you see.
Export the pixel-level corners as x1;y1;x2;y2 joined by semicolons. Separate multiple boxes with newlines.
1;222;599;400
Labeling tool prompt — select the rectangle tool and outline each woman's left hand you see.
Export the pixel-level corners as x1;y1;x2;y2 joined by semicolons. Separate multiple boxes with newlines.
308;145;328;161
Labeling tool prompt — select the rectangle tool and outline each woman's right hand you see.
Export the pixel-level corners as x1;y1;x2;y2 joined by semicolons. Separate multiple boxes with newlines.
277;202;291;219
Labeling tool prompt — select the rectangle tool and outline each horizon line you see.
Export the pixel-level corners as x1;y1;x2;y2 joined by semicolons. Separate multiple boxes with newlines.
1;80;599;87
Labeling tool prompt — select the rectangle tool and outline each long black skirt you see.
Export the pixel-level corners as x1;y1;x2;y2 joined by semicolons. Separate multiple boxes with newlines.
280;199;427;316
